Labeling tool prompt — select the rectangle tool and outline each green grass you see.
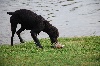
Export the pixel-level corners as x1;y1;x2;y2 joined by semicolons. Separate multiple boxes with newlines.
0;36;100;66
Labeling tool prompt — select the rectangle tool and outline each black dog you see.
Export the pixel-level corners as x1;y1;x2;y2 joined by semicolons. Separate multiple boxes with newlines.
7;9;59;49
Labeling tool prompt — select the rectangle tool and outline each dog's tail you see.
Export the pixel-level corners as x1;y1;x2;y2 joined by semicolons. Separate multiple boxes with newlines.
7;12;14;15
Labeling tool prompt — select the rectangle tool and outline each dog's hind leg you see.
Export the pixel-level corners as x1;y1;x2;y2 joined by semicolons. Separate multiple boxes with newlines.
11;26;16;46
30;30;43;49
16;27;25;43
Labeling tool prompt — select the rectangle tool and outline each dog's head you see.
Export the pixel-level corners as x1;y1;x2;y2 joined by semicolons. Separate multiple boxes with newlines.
43;20;59;44
49;26;59;44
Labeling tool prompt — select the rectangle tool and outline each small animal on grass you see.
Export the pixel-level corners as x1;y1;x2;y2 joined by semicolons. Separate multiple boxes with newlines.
7;9;64;49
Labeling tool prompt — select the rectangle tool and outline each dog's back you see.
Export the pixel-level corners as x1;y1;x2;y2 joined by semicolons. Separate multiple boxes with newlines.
7;9;45;31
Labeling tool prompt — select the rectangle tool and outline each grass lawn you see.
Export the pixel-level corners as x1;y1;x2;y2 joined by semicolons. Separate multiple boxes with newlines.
0;36;100;66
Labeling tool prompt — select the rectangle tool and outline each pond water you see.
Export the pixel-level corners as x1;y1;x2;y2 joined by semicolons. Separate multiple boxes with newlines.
0;0;100;44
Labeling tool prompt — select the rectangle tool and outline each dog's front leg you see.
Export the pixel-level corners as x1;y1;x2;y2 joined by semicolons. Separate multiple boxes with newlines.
30;31;43;49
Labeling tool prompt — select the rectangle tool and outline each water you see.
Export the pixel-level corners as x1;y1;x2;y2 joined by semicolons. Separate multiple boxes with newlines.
0;0;100;44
